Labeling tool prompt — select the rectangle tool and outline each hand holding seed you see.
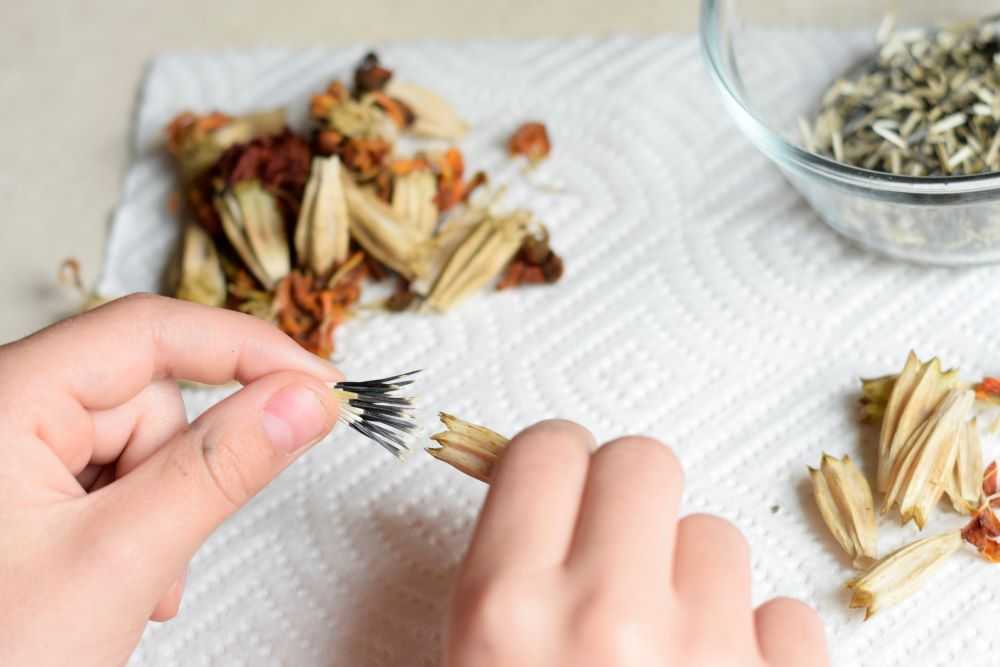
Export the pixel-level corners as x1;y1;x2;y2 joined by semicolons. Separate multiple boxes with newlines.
444;420;830;667
0;294;342;667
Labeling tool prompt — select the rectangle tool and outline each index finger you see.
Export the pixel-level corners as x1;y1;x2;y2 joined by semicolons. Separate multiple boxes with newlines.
3;294;342;410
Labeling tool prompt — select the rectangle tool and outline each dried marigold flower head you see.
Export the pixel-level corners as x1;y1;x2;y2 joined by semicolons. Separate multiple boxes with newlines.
975;376;1000;403
508;122;551;162
353;52;394;96
192;129;312;235
272;265;365;357
961;500;1000;563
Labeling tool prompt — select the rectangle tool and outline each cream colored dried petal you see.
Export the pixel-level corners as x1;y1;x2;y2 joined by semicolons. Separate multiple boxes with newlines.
343;177;428;280
847;530;961;620
385;81;469;141
173;224;226;307
424;212;529;311
215;181;290;290
295;156;351;275
883;388;973;528
809;454;878;569
428;413;509;483
947;418;984;514
392;170;439;240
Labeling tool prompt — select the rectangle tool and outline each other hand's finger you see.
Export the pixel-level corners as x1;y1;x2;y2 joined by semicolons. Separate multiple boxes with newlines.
755;597;829;667
462;420;592;580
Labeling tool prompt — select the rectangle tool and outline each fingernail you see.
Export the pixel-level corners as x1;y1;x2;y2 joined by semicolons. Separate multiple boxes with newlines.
262;385;330;452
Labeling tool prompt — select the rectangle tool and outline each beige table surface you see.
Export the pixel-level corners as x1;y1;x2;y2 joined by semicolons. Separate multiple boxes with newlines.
0;0;696;344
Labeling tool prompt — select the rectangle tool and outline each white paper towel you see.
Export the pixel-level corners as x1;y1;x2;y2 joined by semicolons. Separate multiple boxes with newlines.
101;37;1000;667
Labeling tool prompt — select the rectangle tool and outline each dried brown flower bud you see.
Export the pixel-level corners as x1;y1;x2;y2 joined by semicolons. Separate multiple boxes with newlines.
508;122;551;162
354;52;393;95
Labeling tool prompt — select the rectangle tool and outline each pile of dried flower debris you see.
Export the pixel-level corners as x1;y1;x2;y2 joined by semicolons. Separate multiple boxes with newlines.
85;51;560;359
807;352;1000;619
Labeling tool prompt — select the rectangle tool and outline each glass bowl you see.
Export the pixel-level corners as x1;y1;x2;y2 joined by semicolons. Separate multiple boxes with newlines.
700;0;1000;265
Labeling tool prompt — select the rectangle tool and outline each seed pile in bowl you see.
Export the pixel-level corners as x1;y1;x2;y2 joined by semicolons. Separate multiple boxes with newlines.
801;15;1000;176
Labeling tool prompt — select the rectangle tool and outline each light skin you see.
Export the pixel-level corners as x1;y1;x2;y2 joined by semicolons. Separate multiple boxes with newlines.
0;295;828;666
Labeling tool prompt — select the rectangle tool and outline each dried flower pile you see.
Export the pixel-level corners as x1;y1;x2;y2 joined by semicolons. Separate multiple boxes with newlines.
803;15;1000;176
803;351;1000;619
156;52;562;357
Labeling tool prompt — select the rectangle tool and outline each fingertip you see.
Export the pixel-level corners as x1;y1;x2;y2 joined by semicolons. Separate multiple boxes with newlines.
755;597;829;667
594;435;684;490
510;419;596;452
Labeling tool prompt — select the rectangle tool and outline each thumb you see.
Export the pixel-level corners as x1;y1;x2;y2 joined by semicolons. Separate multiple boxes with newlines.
85;371;339;592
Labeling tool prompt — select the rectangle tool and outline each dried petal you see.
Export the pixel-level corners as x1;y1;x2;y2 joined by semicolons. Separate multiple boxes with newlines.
57;259;109;311
809;453;878;569
384;80;469;141
508;122;551;161
974;376;1000;405
847;531;962;619
295;156;351;275
962;504;1000;563
427;413;510;483
984;461;999;504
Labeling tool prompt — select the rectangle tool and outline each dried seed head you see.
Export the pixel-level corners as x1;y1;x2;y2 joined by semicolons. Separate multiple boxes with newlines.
215;181;291;290
877;353;961;495
809;453;878;569
295;156;351;276
882;387;974;528
392;170;439;241
423;212;530;312
847;530;962;620
384;80;469;141
946;418;984;515
859;373;896;423
427;412;510;482
332;371;420;458
172;224;226;307
166;109;286;182
342;177;430;280
353;52;393;95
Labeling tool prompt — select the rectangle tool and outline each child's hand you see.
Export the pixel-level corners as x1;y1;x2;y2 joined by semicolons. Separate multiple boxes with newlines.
0;295;341;667
445;421;829;667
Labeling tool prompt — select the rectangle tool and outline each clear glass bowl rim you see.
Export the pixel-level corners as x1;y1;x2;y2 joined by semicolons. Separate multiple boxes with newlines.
699;0;1000;198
